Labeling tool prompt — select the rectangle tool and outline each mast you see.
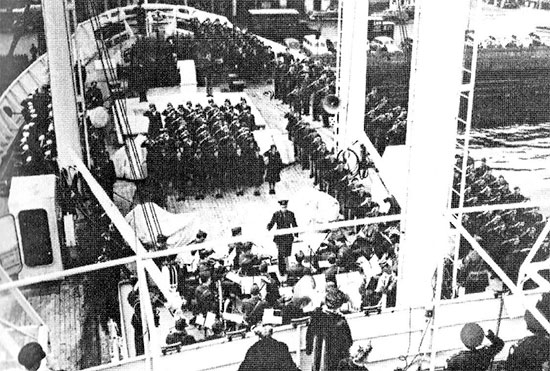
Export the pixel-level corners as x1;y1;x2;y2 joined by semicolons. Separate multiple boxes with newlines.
397;0;471;308
334;0;368;152
41;0;83;168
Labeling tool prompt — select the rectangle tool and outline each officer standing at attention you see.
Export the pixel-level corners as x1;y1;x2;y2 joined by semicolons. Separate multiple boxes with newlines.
267;199;298;276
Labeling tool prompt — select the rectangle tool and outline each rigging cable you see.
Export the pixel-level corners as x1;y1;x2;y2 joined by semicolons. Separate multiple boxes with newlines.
85;1;163;247
489;293;505;370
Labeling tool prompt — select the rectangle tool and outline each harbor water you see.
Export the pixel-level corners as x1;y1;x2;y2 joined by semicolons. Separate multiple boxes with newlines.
468;123;550;216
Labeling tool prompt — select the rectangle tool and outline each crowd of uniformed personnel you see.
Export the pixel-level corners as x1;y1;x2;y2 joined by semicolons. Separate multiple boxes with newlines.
363;87;408;155
11;10;550;371
13;85;58;177
128;16;276;97
271;51;408;155
152;16;276;86
273;57;336;128
285;105;549;298
13;83;115;200
285;110;389;222
452;155;548;290
142;97;270;203
180;17;275;81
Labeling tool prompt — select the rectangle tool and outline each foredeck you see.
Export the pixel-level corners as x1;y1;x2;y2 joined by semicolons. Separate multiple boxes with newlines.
0;82;332;371
113;83;333;243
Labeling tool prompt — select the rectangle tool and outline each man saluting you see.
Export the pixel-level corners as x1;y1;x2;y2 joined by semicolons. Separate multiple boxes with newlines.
267;199;298;276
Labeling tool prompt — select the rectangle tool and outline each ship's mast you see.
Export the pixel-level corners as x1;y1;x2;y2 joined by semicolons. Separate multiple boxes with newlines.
41;0;82;168
334;0;368;152
397;0;471;308
336;0;470;309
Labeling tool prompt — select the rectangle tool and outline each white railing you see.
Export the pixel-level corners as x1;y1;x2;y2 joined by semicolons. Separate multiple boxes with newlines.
90;289;541;371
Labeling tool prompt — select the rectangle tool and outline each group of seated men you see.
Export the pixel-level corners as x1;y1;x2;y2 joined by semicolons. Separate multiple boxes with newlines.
453;156;549;289
147;215;401;345
142;97;266;203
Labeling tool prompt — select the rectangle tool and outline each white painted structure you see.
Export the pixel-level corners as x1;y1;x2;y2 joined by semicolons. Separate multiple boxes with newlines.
334;0;369;151
7;175;63;279
397;0;470;308
304;0;332;12
42;0;82;168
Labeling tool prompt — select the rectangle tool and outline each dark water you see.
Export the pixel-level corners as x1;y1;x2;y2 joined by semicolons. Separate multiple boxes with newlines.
468;123;550;216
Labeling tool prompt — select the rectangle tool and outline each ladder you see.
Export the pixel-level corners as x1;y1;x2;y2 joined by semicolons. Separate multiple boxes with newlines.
396;0;410;60
449;0;482;297
335;0;344;97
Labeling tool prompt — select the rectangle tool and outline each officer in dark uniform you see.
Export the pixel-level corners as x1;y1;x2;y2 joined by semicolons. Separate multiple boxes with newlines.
240;106;256;131
94;151;117;200
85;81;103;109
267;199;298;276
144;104;162;138
136;0;147;36
192;147;207;200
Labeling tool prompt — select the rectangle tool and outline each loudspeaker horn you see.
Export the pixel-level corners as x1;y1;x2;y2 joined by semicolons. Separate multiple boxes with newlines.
322;95;341;114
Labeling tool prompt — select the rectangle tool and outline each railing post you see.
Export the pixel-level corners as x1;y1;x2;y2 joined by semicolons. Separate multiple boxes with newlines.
295;324;302;368
291;317;310;368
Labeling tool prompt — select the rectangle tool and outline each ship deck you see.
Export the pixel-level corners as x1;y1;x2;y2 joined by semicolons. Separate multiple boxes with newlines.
1;82;336;370
112;83;335;242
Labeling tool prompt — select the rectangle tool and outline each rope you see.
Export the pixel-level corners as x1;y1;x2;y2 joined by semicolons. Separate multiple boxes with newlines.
489;294;505;371
397;315;433;370
495;293;504;336
86;1;163;246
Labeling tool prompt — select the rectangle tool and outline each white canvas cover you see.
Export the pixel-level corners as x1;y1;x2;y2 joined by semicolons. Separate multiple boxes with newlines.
112;135;148;180
291;188;340;226
124;202;195;246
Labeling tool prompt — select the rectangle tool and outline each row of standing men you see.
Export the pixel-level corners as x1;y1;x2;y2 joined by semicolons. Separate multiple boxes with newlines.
142;98;286;202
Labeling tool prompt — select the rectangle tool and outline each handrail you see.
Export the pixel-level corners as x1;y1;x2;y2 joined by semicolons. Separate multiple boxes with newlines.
86;289;540;371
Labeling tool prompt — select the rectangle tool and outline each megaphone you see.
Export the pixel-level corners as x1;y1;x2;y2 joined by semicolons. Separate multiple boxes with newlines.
322;95;341;114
